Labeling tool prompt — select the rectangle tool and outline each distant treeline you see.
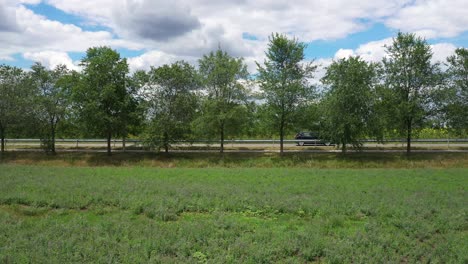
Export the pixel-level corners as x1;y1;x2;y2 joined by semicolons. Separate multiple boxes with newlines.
0;32;466;155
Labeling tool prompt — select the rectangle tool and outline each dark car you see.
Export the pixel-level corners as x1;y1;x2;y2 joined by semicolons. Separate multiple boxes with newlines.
294;132;331;146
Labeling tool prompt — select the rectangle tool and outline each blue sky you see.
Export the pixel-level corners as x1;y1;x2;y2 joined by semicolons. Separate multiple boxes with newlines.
1;0;467;72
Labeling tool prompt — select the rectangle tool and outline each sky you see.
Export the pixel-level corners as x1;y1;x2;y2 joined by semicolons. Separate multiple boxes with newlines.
1;0;467;76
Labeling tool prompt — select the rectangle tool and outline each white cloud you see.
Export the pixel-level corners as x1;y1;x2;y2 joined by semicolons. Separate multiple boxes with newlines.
332;38;392;63
386;0;468;38
0;4;144;67
334;49;355;59
37;0;416;63
430;43;457;64
18;0;41;4
23;51;81;70
312;58;333;85
0;0;466;74
127;50;196;72
332;38;458;65
354;38;393;62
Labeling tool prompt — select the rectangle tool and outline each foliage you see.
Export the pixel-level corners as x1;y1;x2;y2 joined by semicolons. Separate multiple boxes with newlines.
30;62;71;154
144;61;199;152
256;33;317;154
0;65;31;153
321;56;379;152
442;48;468;133
0;165;466;262
382;32;441;153
194;49;249;152
0;32;467;143
73;46;137;155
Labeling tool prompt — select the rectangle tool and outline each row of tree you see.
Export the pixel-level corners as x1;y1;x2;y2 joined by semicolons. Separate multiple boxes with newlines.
0;32;466;155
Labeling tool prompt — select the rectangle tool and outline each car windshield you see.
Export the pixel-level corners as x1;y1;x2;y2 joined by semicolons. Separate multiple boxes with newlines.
302;132;317;137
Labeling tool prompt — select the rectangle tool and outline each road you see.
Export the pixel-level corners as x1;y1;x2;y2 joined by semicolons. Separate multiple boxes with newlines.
3;139;467;153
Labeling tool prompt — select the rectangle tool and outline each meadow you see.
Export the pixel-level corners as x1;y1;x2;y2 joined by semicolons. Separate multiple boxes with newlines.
0;156;467;263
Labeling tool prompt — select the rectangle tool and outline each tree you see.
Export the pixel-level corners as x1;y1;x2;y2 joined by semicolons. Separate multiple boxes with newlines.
321;56;379;152
443;48;468;134
30;62;70;154
195;49;249;153
145;61;199;152
123;69;148;149
73;46;137;155
0;65;28;154
256;33;316;155
382;32;440;153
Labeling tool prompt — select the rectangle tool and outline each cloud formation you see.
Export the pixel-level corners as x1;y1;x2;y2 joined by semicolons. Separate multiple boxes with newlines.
23;50;81;70
0;0;466;72
0;1;19;32
114;0;201;41
333;38;458;65
386;0;468;38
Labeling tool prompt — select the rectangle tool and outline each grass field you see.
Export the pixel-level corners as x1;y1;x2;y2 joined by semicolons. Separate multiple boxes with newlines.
0;163;467;263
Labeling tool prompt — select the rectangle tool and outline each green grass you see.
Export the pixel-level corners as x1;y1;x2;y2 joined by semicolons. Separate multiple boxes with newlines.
0;165;467;263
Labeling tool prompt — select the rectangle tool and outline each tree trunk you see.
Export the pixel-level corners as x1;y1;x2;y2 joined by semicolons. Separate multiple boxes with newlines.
51;122;56;154
164;132;169;153
406;120;412;154
0;125;4;154
279;121;284;155
342;127;348;153
107;132;112;156
220;124;224;154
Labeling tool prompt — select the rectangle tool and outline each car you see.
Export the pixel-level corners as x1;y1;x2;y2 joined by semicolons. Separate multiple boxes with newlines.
294;131;331;146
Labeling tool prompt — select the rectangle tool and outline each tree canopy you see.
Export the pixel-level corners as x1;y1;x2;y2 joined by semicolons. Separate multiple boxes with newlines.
256;33;317;154
73;46;137;155
443;48;468;133
382;32;441;153
145;61;199;152
195;49;250;153
0;65;30;154
0;32;465;154
30;62;71;153
321;56;378;152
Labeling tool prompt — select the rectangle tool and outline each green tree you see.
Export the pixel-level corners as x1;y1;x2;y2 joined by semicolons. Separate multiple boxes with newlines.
195;49;249;153
321;56;379;152
124;69;148;146
444;48;468;134
145;61;199;152
382;32;440;153
0;65;29;154
256;33;316;154
49;71;84;139
73;46;137;155
30;62;71;154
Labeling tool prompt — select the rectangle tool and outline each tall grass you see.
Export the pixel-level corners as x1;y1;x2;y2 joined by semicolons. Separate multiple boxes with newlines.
0;165;467;262
1;151;467;168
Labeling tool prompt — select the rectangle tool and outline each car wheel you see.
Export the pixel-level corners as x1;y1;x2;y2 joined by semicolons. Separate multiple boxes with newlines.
299;142;305;146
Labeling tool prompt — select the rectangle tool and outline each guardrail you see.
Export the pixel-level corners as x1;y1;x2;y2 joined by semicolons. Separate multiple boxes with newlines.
4;138;468;144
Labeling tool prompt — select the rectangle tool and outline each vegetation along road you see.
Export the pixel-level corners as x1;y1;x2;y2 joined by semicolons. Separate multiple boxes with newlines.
0;164;467;263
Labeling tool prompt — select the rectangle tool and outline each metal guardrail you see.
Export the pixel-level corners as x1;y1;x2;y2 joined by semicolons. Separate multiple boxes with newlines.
4;138;468;144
